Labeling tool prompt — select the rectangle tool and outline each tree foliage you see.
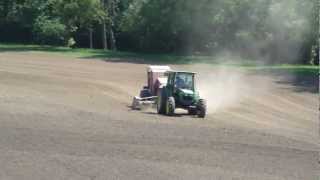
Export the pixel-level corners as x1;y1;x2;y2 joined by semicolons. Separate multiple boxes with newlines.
54;0;106;31
0;0;318;64
33;15;67;45
119;0;317;63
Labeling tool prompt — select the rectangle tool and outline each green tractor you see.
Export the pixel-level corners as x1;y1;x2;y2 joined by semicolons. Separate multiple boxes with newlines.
157;71;207;118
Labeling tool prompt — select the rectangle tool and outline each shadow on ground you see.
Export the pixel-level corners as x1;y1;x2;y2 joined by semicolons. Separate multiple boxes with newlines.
0;44;195;65
0;45;74;53
256;71;318;94
142;111;202;119
276;74;318;93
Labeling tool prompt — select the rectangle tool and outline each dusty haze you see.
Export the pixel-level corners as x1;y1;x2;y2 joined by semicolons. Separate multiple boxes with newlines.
197;67;250;114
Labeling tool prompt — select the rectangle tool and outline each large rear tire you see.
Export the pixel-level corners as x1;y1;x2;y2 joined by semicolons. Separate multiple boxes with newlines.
157;88;166;114
197;99;207;118
166;97;175;116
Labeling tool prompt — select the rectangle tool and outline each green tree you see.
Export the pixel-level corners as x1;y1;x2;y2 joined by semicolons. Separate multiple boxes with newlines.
55;0;106;48
309;0;319;65
101;0;119;50
0;0;317;65
0;0;66;44
33;15;67;45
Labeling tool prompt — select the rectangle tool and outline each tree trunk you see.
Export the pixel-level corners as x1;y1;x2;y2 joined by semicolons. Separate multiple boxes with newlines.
108;0;116;51
102;23;108;50
109;28;116;50
101;0;108;50
89;28;93;49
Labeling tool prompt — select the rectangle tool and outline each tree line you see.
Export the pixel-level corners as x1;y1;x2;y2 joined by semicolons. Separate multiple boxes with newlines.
0;0;318;64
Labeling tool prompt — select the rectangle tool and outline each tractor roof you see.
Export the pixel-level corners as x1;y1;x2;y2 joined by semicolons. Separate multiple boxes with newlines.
167;70;197;74
147;66;171;73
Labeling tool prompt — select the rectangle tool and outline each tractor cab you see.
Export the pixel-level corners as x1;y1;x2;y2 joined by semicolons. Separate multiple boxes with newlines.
165;71;197;107
167;71;195;91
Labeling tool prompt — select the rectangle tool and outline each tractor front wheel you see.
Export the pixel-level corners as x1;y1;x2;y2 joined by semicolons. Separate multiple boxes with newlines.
197;99;207;118
166;97;175;116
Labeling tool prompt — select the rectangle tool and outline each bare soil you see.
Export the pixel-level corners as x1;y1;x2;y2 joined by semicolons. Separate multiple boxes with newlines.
0;51;318;180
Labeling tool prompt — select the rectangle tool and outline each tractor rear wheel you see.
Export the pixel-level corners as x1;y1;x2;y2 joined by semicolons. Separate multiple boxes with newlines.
157;89;166;114
197;99;207;118
166;97;175;116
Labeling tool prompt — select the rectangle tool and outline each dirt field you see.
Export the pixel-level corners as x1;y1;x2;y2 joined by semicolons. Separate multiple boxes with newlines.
0;51;319;180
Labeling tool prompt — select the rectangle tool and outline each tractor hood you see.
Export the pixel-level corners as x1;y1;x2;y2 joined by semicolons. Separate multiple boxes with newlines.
179;88;194;95
177;88;198;106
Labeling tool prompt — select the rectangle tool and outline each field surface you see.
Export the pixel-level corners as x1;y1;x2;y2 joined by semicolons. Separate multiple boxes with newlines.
0;50;319;180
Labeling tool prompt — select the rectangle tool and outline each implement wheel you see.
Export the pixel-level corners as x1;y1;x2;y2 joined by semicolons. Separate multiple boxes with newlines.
131;97;140;110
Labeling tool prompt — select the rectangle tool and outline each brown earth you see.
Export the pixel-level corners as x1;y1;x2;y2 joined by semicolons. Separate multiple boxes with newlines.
0;51;319;180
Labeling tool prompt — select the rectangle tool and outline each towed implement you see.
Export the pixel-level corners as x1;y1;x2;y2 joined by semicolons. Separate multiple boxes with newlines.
132;66;170;110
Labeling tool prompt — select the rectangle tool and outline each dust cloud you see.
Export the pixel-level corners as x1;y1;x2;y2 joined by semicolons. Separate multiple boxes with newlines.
195;65;253;114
